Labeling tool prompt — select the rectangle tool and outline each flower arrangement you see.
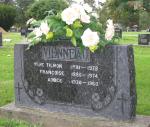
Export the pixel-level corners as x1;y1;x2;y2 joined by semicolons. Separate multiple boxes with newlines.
27;0;115;52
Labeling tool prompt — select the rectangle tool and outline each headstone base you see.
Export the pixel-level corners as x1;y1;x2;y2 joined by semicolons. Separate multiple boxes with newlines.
0;103;150;127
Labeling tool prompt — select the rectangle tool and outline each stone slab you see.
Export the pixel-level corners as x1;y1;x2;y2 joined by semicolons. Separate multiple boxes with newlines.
0;103;150;127
115;28;122;38
138;34;150;45
0;32;2;46
14;43;136;121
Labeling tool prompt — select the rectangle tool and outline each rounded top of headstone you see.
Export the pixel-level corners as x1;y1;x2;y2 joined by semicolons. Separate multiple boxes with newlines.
0;27;7;34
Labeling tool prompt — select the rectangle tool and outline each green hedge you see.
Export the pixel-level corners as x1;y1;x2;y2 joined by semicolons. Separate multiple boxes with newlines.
26;0;68;20
0;4;16;31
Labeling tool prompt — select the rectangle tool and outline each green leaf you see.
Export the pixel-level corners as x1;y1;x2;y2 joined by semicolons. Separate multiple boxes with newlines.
46;32;54;40
27;32;35;39
73;20;82;29
71;36;77;46
79;45;85;54
73;28;83;39
66;28;73;37
89;45;98;52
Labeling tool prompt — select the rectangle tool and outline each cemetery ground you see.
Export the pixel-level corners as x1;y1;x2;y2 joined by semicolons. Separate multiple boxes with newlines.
0;118;40;127
0;32;150;125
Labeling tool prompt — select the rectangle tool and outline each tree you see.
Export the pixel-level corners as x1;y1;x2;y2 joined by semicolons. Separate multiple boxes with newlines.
15;0;35;11
14;0;35;26
105;0;141;27
0;0;14;4
26;0;68;20
143;0;150;12
139;10;150;29
0;4;16;31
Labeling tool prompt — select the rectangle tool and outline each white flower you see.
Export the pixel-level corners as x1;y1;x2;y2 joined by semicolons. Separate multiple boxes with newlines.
81;28;99;47
105;19;115;40
26;18;36;25
94;0;106;8
92;12;99;19
83;3;93;13
99;0;106;3
33;27;42;38
71;3;85;16
40;21;50;35
72;0;84;4
80;12;90;23
71;3;90;23
106;19;114;26
61;7;79;25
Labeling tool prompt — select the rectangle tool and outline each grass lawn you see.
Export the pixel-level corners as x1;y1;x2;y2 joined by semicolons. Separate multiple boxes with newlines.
0;118;40;127
0;32;150;119
134;46;150;115
0;33;24;106
118;32;150;45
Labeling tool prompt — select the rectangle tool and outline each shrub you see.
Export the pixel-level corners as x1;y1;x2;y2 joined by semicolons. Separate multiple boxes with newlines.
0;4;16;31
26;0;68;20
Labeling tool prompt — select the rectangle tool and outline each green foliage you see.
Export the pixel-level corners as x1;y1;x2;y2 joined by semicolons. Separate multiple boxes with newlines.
0;118;41;127
46;15;66;36
14;0;35;27
27;2;116;52
16;0;35;11
139;10;150;29
143;0;150;12
106;0;140;27
28;13;113;52
0;4;16;31
26;0;68;20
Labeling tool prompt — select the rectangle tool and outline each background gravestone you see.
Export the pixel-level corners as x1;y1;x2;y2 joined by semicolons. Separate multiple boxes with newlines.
138;34;150;45
131;25;139;32
14;43;137;121
115;28;122;38
0;32;2;47
10;27;17;32
114;24;122;38
20;27;27;37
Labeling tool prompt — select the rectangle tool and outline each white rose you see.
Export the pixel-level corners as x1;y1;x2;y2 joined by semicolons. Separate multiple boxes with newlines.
61;7;79;25
81;28;99;47
106;19;113;27
71;3;85;16
70;3;91;23
72;0;84;4
80;13;90;23
92;12;99;19
40;21;50;35
26;18;37;25
33;27;42;38
98;0;106;3
83;3;93;13
94;0;105;8
105;19;115;40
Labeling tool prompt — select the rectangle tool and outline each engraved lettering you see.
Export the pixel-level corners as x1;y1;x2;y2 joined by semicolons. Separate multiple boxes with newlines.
34;62;44;67
48;78;62;83
40;70;64;76
41;46;90;62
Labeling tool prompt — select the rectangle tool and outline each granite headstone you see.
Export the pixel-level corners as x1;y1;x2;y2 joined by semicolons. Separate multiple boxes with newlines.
0;32;2;46
138;34;150;45
14;42;137;121
20;28;27;37
115;28;122;38
131;25;139;32
10;27;17;32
